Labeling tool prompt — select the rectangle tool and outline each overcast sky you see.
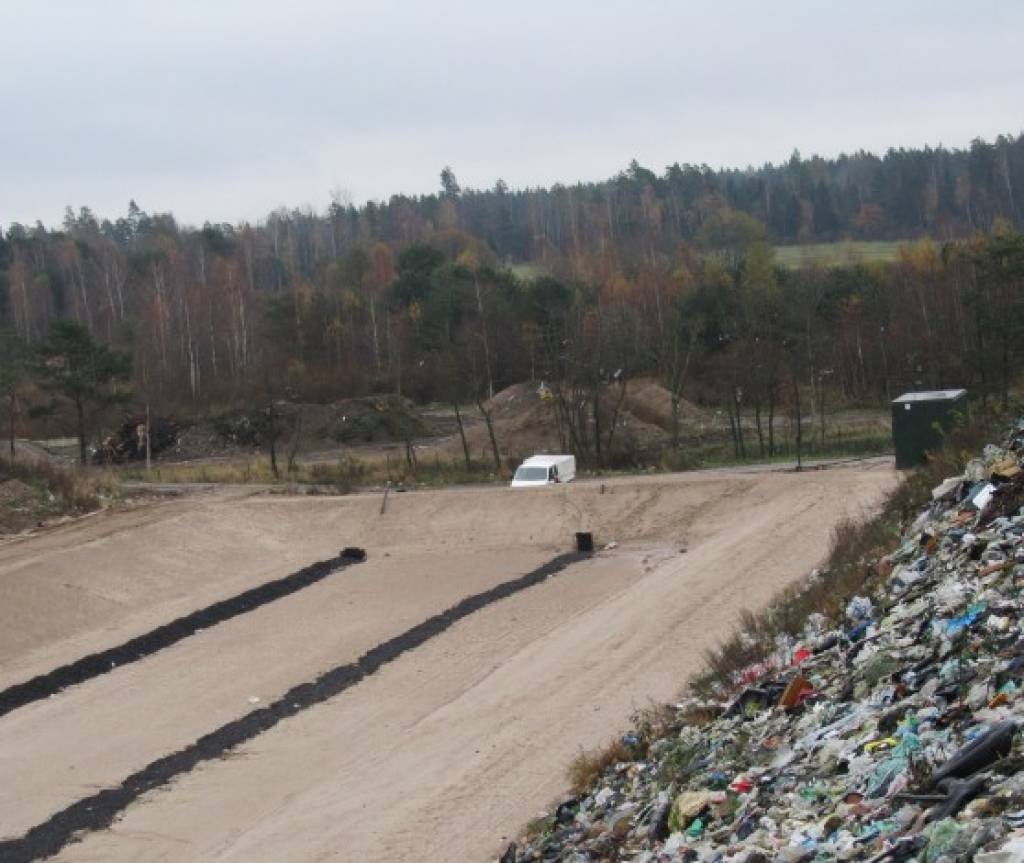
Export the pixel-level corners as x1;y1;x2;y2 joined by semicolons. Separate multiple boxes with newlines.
3;0;1022;228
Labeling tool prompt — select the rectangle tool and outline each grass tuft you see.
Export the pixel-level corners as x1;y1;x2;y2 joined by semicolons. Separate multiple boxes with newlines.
567;739;630;794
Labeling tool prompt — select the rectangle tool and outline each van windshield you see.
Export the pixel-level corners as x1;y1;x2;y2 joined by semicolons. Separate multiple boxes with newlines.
514;466;549;481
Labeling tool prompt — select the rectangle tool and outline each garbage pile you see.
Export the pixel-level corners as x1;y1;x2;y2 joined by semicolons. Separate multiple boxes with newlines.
94;415;180;464
503;420;1024;863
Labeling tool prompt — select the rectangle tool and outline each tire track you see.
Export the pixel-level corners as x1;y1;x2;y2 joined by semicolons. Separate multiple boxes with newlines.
0;547;368;719
0;551;588;862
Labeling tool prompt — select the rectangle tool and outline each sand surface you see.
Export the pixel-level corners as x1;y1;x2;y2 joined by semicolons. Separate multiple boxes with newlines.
0;463;897;861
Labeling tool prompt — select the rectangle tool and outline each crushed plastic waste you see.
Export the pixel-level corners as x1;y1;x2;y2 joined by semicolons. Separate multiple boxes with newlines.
977;835;1024;863
500;419;1024;863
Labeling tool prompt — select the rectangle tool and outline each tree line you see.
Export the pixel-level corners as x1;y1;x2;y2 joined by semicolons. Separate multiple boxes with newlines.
1;136;1023;466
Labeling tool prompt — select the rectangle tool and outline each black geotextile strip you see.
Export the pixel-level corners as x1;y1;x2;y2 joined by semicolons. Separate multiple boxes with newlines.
0;547;368;720
0;551;586;862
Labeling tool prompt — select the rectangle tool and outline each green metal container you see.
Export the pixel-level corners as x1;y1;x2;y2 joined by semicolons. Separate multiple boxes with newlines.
891;389;968;469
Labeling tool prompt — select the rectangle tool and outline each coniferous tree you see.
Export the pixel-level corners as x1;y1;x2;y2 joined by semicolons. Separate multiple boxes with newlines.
33;319;132;464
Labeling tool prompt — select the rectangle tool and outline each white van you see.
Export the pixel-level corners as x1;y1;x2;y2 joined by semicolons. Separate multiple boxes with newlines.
510;454;576;488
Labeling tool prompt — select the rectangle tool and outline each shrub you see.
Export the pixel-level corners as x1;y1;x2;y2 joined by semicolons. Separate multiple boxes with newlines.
567;739;631;794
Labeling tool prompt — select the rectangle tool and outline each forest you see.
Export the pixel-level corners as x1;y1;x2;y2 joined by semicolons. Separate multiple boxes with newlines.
1;133;1023;466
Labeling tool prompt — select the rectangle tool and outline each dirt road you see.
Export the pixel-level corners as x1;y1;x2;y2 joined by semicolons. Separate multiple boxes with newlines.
0;463;897;861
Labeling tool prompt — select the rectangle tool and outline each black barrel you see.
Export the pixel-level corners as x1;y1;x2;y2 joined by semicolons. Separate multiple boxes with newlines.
575;532;594;553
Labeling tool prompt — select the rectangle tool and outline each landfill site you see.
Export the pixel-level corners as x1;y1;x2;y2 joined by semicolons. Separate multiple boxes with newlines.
0;461;896;861
503;422;1024;863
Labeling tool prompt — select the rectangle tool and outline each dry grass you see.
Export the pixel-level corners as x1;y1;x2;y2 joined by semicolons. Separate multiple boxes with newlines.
678;702;722;728
0;458;120;531
630;702;678;748
122;459;280;485
567;739;631;794
306;458;367;494
123;453;505;491
565;702;677;795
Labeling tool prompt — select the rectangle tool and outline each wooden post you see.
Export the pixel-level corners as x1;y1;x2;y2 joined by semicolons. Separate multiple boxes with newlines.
380;480;391;515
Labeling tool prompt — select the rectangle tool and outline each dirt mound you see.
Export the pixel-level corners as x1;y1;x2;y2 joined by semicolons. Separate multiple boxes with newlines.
485;379;703;433
454;382;670;466
0;479;35;507
321;396;425;445
483;383;540;420
168;398;426;461
170;425;240;460
621;377;706;433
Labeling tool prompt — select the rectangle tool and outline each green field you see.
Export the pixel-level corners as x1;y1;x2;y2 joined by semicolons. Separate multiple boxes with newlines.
773;240;905;269
512;243;905;276
508;262;551;280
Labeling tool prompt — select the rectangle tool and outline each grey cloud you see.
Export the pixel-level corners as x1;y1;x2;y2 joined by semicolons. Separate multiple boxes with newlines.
2;0;1023;227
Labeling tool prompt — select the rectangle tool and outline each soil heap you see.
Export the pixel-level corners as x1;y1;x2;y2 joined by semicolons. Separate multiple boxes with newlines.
167;396;426;461
454;380;705;466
